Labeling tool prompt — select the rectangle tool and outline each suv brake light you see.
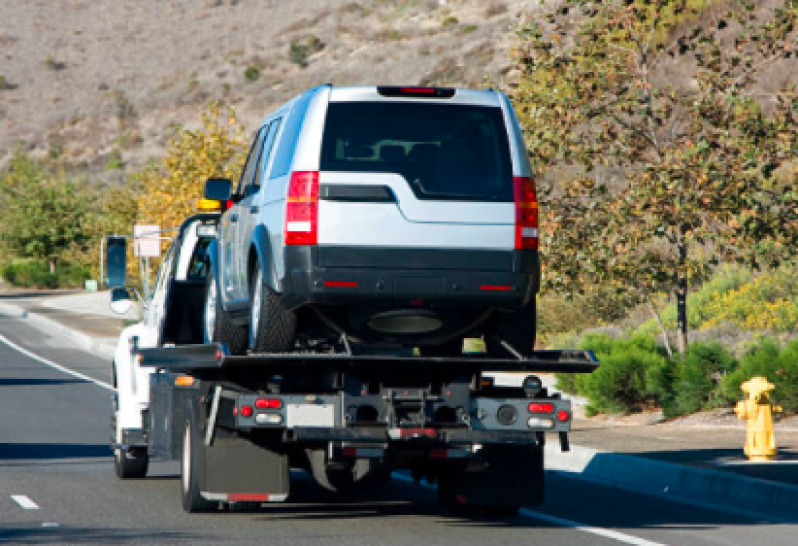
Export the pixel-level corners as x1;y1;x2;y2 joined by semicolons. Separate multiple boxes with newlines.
285;171;319;245
514;176;539;250
377;86;456;98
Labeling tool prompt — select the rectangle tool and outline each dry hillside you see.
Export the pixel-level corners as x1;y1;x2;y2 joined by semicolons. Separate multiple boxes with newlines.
0;0;539;175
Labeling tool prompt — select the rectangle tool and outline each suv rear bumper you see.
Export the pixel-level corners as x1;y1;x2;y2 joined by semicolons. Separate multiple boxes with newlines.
280;246;540;311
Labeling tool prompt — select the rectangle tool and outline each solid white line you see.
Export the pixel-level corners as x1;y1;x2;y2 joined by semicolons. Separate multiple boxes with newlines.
519;508;667;546
11;495;40;510
0;331;115;391
391;473;666;546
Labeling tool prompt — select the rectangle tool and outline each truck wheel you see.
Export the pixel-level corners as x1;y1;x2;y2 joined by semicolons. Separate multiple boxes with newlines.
249;263;296;353
181;415;215;513
485;299;537;358
204;268;247;355
114;447;149;479
438;471;521;518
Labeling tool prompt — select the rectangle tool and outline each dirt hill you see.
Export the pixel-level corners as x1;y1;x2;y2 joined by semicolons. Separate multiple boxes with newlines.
0;0;535;175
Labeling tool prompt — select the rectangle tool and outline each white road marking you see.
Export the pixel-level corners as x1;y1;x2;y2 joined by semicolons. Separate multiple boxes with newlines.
11;495;40;510
391;474;667;546
0;331;115;391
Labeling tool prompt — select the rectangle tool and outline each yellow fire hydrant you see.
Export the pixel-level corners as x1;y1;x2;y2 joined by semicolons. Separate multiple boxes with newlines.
734;376;782;462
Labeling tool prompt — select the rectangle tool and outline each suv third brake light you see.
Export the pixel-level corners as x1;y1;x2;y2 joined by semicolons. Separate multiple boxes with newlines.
285;171;319;245
514;176;539;250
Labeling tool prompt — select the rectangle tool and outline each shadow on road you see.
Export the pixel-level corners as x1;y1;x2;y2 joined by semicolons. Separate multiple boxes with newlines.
0;378;89;387
0;527;196;544
0;443;111;460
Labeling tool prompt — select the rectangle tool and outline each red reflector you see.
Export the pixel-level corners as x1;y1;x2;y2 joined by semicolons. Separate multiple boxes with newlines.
223;200;233;211
557;410;570;422
324;281;358;288
342;447;358;457
232;406;238;417
400;428;436;438
285;171;319;245
430;448;448;459
215;350;223;361
240;405;253;418
528;403;554;414
480;285;512;291
255;398;282;410
228;493;270;502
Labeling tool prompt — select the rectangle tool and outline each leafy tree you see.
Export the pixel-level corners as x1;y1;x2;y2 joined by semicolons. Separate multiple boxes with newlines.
0;153;95;273
135;103;247;231
512;0;798;355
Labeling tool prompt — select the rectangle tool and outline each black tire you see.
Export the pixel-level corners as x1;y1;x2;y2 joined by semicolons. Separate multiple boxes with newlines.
203;267;247;355
248;262;296;353
485;298;537;358
180;412;216;513
114;447;149;479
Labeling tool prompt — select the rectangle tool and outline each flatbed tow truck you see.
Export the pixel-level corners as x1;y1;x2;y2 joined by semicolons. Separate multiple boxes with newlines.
108;206;598;517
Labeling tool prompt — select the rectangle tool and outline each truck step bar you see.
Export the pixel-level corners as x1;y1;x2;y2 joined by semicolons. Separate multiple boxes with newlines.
135;343;599;376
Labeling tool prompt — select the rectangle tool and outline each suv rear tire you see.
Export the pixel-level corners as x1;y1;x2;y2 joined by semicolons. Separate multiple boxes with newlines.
203;268;247;355
249;262;296;353
485;299;536;358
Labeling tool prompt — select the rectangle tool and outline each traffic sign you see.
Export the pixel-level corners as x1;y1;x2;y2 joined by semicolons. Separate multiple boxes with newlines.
134;224;161;258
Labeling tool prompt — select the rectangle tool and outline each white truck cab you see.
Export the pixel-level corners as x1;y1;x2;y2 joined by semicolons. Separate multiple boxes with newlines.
112;212;219;478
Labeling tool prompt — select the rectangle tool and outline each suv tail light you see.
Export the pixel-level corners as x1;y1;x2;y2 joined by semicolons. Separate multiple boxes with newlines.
514;176;539;250
285;171;319;245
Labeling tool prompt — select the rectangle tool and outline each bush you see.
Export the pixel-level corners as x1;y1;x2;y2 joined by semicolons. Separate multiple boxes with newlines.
2;261;57;288
663;342;736;418
724;339;798;413
244;66;260;83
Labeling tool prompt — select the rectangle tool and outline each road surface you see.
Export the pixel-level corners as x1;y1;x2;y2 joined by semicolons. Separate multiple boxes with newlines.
0;310;795;545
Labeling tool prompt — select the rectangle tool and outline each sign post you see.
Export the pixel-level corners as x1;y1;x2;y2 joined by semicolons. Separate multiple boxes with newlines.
134;224;160;295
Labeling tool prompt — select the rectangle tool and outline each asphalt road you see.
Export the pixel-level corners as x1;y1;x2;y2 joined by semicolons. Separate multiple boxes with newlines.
1;311;797;545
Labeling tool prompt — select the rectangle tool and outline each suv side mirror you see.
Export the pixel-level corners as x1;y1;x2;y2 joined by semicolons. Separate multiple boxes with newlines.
205;178;232;201
105;236;127;288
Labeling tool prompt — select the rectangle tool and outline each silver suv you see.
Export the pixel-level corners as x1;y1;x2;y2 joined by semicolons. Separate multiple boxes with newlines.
203;85;540;357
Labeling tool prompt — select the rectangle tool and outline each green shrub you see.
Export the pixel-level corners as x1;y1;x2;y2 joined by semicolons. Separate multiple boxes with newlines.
724;339;798;413
244;66;260;83
288;35;325;68
570;334;668;414
664;342;736;418
2;261;57;288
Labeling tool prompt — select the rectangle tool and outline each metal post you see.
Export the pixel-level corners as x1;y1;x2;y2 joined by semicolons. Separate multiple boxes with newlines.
144;256;150;295
99;236;105;288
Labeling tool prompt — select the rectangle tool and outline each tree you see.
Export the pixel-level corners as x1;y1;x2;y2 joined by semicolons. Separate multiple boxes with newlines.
0;153;95;273
512;0;798;355
135;103;247;230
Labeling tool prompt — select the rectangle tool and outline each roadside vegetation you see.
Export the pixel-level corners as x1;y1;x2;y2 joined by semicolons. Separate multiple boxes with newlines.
556;333;798;418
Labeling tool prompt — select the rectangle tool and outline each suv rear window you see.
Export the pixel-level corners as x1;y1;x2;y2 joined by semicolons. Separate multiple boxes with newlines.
320;102;514;202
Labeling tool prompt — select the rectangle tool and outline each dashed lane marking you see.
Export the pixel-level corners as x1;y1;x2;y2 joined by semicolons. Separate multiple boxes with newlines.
11;495;40;510
0;331;114;391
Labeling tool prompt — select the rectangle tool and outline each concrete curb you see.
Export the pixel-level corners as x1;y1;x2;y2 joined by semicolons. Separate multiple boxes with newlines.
0;301;117;360
546;443;798;522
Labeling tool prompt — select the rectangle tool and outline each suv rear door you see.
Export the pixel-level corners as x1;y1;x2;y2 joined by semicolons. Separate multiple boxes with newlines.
317;99;516;250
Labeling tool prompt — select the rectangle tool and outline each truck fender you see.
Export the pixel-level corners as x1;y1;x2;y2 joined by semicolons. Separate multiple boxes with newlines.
249;224;281;293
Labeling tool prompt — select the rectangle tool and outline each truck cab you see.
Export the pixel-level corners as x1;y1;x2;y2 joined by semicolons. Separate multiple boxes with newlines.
111;211;220;478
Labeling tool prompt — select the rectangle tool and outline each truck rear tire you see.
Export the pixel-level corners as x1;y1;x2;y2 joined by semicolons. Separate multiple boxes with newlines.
181;414;215;513
249;263;296;353
204;268;247;355
485;299;537;358
114;447;149;479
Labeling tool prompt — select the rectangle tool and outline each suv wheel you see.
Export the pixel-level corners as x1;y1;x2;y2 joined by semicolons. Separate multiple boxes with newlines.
203;268;247;355
485;299;537;358
249;262;296;353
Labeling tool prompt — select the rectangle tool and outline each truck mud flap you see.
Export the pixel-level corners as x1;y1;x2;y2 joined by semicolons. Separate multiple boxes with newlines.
200;435;289;501
450;445;544;508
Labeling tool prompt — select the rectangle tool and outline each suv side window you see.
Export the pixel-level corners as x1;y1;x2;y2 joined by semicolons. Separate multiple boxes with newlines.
270;92;313;179
258;118;282;182
236;127;267;196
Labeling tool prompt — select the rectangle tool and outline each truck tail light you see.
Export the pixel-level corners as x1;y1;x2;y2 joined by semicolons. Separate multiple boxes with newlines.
514;176;539;250
528;403;554;414
557;410;570;423
285;171;319;245
240;405;253;418
255;398;282;410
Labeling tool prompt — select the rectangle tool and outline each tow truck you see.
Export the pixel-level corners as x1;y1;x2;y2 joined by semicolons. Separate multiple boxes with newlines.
107;200;598;517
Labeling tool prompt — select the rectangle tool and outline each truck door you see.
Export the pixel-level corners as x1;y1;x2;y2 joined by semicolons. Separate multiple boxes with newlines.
142;240;177;348
236;117;282;300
